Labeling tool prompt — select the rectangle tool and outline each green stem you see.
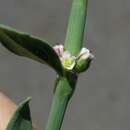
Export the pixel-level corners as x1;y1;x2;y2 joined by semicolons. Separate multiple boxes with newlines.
45;0;88;129
45;77;73;130
65;0;88;55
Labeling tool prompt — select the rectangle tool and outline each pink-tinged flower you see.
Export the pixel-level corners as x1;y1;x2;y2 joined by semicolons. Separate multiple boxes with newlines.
78;48;94;60
53;44;94;71
53;44;64;57
53;44;76;70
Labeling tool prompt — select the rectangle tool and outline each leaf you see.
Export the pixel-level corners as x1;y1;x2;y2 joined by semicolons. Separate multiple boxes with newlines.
0;25;63;75
6;97;32;130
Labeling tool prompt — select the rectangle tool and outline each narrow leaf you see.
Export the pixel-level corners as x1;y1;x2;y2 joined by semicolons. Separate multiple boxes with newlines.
0;25;63;75
6;97;32;130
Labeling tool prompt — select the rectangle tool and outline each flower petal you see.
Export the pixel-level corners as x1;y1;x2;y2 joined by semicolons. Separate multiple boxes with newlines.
53;44;64;56
79;48;94;60
62;51;72;59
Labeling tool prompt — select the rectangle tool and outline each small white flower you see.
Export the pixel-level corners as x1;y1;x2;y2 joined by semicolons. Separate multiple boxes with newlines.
78;48;94;60
60;51;76;70
53;44;76;70
53;44;94;70
53;44;64;57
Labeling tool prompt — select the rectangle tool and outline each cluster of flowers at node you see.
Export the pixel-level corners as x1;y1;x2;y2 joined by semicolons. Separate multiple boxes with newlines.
53;44;94;72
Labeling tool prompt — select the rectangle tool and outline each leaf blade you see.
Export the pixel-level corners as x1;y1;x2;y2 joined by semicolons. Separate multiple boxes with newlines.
6;97;32;130
0;25;63;75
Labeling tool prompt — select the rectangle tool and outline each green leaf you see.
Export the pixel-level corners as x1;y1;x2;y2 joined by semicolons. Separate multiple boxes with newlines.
6;97;32;130
0;25;63;75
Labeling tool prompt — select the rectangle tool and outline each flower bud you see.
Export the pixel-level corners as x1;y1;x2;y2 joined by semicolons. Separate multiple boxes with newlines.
74;48;94;73
74;58;92;73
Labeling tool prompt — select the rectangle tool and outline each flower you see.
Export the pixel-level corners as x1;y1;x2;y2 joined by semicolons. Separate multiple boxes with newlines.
60;51;76;70
75;48;94;73
53;44;76;70
53;44;94;71
53;44;64;57
78;48;94;60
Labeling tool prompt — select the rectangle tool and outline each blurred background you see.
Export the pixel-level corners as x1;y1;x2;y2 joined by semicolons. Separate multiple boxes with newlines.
0;0;130;130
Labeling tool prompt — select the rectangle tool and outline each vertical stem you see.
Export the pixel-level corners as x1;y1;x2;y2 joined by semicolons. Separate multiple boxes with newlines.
45;77;73;130
45;0;88;129
65;0;88;55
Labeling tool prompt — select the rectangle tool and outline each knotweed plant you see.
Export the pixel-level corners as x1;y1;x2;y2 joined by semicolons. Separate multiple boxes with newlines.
0;0;94;130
